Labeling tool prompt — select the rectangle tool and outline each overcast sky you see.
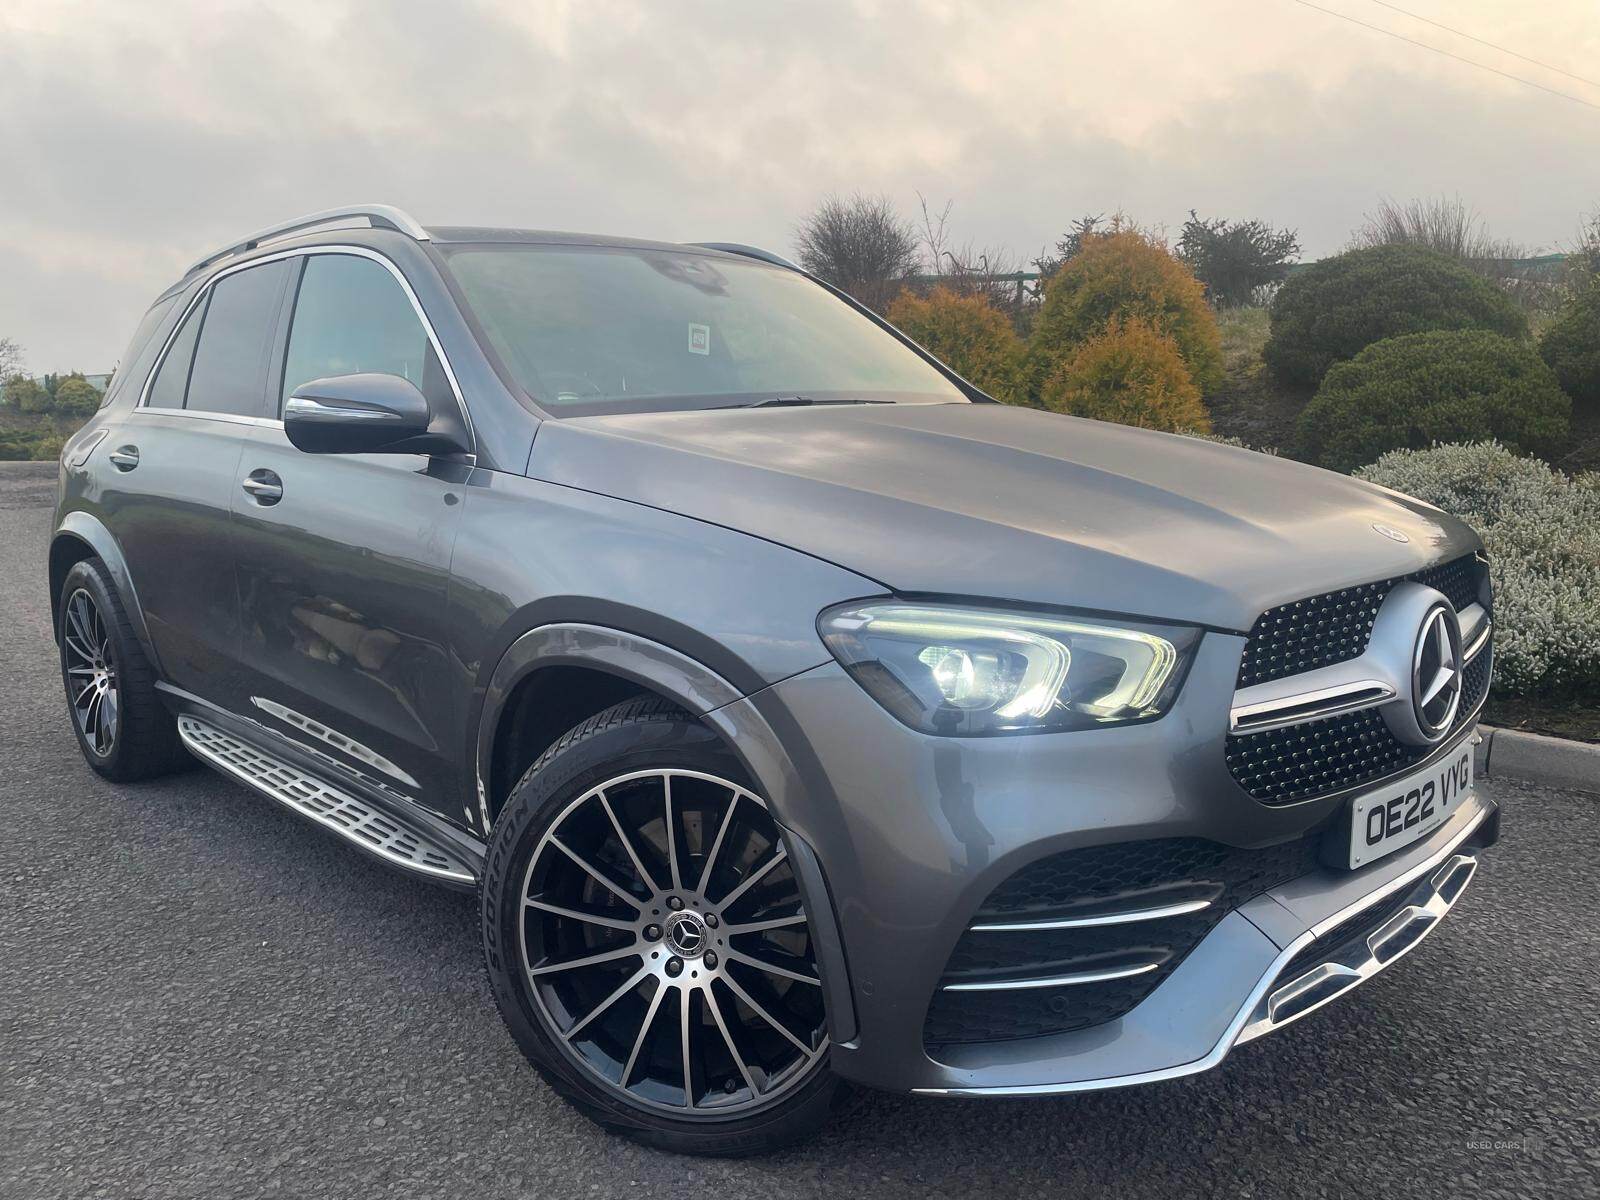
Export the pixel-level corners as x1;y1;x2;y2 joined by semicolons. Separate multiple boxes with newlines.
3;0;1597;372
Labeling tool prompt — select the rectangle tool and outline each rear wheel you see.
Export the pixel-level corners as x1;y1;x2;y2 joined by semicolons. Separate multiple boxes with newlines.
57;557;188;782
481;697;840;1155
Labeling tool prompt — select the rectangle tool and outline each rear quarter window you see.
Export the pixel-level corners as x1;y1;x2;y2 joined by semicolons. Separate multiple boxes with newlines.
103;295;177;406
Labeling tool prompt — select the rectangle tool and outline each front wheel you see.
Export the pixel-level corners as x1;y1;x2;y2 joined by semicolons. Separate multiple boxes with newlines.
481;697;841;1155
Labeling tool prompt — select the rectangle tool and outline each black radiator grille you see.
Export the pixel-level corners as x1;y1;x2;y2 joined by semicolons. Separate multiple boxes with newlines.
1236;555;1485;690
1226;645;1490;805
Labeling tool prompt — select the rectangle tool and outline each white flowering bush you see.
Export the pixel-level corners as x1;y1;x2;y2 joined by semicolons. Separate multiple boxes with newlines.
1175;428;1280;454
1356;441;1600;699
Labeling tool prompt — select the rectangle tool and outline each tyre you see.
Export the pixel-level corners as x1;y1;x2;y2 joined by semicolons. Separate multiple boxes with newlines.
57;557;189;782
481;697;841;1155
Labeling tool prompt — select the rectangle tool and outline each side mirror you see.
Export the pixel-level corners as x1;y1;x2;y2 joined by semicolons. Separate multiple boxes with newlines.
283;373;467;456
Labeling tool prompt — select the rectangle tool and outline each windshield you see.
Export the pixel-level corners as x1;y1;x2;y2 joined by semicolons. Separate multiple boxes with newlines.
441;244;966;415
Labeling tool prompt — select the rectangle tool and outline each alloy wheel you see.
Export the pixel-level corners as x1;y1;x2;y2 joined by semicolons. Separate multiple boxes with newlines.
518;769;829;1114
63;588;119;756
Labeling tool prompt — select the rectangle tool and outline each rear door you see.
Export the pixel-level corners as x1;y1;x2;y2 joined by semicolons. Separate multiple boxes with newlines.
230;250;471;823
104;258;292;704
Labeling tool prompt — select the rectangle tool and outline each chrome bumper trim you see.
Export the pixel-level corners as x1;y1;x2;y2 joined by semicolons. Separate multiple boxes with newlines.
941;961;1159;992
969;898;1212;932
914;796;1491;1097
1234;851;1477;1042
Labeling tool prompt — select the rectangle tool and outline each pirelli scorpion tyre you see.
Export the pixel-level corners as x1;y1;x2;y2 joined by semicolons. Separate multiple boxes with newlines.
481;697;842;1156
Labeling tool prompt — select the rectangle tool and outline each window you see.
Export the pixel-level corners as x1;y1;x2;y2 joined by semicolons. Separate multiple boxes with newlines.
281;254;440;410
441;244;965;415
185;260;291;417
106;295;177;405
145;294;207;409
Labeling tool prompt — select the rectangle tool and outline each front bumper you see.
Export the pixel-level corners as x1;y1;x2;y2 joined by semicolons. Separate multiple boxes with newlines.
917;792;1496;1095
731;634;1497;1096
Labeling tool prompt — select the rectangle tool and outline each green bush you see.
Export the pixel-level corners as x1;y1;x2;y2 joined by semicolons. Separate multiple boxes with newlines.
1040;318;1210;432
53;375;101;417
887;286;1022;402
1022;230;1222;403
4;374;47;412
0;429;62;461
1298;330;1568;472
1539;276;1600;411
1356;442;1600;700
1265;244;1528;387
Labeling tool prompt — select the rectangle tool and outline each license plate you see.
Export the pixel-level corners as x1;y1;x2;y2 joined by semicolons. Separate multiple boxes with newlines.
1348;734;1475;868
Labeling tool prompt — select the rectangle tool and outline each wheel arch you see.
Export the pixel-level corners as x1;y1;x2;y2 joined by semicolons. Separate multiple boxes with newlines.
475;622;748;832
49;513;157;665
474;621;858;1041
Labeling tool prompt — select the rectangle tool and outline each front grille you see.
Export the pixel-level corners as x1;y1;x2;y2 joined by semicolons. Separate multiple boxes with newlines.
924;833;1326;1048
1227;645;1491;805
1236;555;1485;689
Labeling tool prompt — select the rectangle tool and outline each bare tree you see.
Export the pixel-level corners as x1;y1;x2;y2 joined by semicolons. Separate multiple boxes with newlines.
0;337;23;383
913;194;1031;317
794;193;920;313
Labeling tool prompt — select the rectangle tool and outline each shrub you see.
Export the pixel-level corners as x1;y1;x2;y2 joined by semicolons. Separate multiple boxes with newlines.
1356;442;1600;699
1023;230;1223;403
53;375;101;417
1039;319;1210;432
1177;427;1279;455
1538;276;1600;411
0;429;64;461
4;374;46;412
887;286;1022;402
1176;210;1300;308
1264;244;1528;387
1298;330;1568;472
794;193;919;314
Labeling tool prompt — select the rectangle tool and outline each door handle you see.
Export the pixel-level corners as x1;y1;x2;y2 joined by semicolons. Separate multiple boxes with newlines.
242;469;283;505
108;446;140;471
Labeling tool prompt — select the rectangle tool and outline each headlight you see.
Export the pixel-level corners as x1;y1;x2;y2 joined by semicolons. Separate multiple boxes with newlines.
818;601;1200;736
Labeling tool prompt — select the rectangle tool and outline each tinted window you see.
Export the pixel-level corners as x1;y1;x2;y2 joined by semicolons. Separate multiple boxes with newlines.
186;260;291;417
146;294;207;409
282;255;437;409
442;245;964;414
106;296;177;404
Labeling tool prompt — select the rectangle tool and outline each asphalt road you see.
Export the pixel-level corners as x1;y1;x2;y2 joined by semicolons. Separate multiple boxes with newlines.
2;461;1596;1199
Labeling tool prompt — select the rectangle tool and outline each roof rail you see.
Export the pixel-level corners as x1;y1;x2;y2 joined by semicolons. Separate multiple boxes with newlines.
688;242;802;271
184;204;430;278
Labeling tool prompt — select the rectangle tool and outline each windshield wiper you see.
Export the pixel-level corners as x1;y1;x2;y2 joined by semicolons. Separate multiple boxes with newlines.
742;396;892;408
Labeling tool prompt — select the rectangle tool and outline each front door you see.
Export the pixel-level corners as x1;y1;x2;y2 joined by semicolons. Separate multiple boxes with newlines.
229;251;470;824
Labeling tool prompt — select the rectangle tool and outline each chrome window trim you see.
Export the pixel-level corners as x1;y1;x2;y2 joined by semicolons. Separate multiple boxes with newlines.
132;408;283;429
137;244;476;455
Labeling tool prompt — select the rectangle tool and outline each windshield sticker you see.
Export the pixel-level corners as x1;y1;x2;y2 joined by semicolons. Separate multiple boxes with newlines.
688;323;711;355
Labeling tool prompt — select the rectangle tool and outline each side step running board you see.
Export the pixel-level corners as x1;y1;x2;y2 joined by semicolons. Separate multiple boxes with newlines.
177;715;478;884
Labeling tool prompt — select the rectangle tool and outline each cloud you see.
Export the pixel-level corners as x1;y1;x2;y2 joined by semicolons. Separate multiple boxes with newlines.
1;0;1596;369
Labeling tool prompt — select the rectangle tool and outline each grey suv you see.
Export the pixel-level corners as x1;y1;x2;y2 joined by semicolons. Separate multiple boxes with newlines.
50;205;1498;1155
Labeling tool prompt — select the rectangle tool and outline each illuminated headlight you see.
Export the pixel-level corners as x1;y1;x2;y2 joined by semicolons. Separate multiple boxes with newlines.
818;602;1200;736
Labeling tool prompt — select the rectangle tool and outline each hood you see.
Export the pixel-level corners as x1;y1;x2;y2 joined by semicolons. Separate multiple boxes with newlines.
527;402;1482;632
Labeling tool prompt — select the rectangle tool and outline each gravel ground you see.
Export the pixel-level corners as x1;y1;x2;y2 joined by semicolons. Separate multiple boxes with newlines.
2;461;1596;1199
